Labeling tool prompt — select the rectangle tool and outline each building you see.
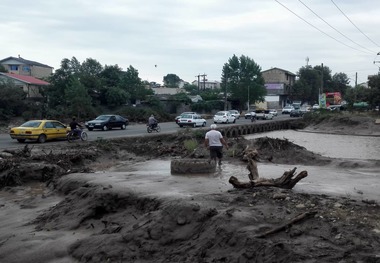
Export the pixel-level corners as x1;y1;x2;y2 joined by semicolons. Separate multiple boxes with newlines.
0;56;53;78
261;67;296;108
0;72;50;99
191;80;221;90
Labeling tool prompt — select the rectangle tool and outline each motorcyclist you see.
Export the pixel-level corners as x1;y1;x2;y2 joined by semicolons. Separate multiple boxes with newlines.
69;117;83;136
148;114;158;129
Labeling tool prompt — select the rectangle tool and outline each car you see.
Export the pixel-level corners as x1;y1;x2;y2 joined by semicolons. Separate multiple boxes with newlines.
175;112;196;124
213;111;236;124
10;120;70;143
282;105;295;114
256;110;274;120
177;113;206;128
228;110;240;119
244;111;256;119
290;109;304;117
312;104;320;110
85;115;129;131
269;109;278;116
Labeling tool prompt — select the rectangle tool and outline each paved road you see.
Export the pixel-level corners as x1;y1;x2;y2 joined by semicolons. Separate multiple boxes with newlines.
1;115;293;150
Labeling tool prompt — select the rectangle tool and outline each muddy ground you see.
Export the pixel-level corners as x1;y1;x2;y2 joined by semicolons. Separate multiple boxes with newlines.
0;115;379;262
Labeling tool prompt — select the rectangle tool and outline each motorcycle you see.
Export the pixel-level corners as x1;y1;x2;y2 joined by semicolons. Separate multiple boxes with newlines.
67;128;88;142
251;115;256;122
147;123;161;133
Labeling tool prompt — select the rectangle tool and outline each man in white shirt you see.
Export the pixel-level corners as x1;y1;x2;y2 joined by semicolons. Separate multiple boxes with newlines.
204;124;228;165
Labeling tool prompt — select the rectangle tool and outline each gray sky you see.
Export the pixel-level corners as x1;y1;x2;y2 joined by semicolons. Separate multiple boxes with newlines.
1;0;379;86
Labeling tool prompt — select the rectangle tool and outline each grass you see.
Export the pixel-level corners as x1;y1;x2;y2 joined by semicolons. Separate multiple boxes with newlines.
183;139;198;152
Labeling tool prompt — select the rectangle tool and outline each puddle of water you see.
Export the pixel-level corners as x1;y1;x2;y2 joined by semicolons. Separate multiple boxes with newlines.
92;159;379;201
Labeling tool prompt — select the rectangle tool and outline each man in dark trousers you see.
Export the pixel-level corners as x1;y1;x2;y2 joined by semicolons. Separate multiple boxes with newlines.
204;124;228;165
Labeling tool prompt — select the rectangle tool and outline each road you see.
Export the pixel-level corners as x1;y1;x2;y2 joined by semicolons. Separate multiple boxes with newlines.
1;115;292;149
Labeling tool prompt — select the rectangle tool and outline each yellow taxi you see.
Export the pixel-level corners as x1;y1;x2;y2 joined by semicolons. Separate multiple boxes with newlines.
10;120;70;143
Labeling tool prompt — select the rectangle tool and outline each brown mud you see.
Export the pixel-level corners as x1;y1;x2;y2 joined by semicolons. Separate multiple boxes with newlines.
0;116;379;263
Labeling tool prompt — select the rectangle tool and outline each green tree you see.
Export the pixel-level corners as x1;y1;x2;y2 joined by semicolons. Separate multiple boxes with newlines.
222;54;266;111
294;65;332;104
105;87;129;107
0;79;27;119
329;72;349;96
0;65;7;72
163;73;181;88
79;58;103;102
183;83;199;95
368;75;380;109
119;66;153;104
65;78;92;118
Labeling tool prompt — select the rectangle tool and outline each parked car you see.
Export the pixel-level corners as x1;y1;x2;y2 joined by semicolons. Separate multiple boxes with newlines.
282;105;295;114
213;111;236;124
10;120;70;143
228;110;240;119
177;113;206;128
256;110;274;120
85;115;129;131
244;111;256;119
269;109;278;116
175;112;196;124
290;109;304;117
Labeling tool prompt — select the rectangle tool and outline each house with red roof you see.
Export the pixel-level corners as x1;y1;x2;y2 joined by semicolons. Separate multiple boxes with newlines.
0;56;53;78
0;72;50;99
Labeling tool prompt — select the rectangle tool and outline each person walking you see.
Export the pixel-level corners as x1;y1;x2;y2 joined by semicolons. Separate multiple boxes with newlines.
204;124;228;165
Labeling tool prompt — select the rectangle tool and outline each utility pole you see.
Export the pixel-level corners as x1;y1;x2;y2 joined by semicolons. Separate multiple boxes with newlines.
195;73;207;91
355;72;357;87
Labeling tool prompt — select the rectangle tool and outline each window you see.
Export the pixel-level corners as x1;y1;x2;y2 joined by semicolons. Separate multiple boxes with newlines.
44;122;55;128
10;65;18;71
22;66;30;72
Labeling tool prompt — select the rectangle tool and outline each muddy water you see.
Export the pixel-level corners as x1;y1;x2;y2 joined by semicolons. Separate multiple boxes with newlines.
246;130;380;160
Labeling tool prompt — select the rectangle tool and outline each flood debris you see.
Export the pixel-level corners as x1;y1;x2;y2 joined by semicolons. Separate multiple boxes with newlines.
229;146;308;189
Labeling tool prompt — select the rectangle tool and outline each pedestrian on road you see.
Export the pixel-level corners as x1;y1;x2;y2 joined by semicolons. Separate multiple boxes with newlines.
204;124;228;165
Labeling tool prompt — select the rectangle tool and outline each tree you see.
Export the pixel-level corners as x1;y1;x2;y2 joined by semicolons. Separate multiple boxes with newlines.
0;79;27;119
183;83;199;95
119;66;153;104
329;72;349;96
163;74;181;88
105;87;129;107
65;78;92;118
0;65;7;73
368;75;380;109
294;65;332;104
222;54;266;111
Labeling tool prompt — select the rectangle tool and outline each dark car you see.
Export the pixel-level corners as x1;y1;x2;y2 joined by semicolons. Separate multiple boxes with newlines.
85;115;129;131
290;109;303;117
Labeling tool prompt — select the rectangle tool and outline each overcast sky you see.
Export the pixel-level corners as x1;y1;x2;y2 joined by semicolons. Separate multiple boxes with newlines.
1;0;379;86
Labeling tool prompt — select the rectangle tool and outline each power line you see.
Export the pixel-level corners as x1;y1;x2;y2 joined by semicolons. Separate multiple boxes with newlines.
274;0;371;54
331;0;380;48
299;0;375;54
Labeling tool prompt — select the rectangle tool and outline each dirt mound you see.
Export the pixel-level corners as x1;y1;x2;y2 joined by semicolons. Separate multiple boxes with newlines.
304;114;380;136
30;178;380;262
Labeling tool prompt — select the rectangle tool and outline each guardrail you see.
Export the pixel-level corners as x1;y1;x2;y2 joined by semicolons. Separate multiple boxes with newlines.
215;119;302;138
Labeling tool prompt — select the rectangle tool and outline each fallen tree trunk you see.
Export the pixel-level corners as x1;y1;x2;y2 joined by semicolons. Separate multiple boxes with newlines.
229;147;308;189
255;211;317;238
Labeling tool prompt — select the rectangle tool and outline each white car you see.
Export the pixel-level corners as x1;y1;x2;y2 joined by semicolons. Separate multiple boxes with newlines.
269;109;278;116
244;111;256;119
228;110;240;119
282;105;295;114
256;110;274;120
177;114;207;128
213;111;236;124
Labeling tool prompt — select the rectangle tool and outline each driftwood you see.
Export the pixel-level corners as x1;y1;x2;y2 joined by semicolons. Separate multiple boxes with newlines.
255;211;317;238
229;146;308;189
